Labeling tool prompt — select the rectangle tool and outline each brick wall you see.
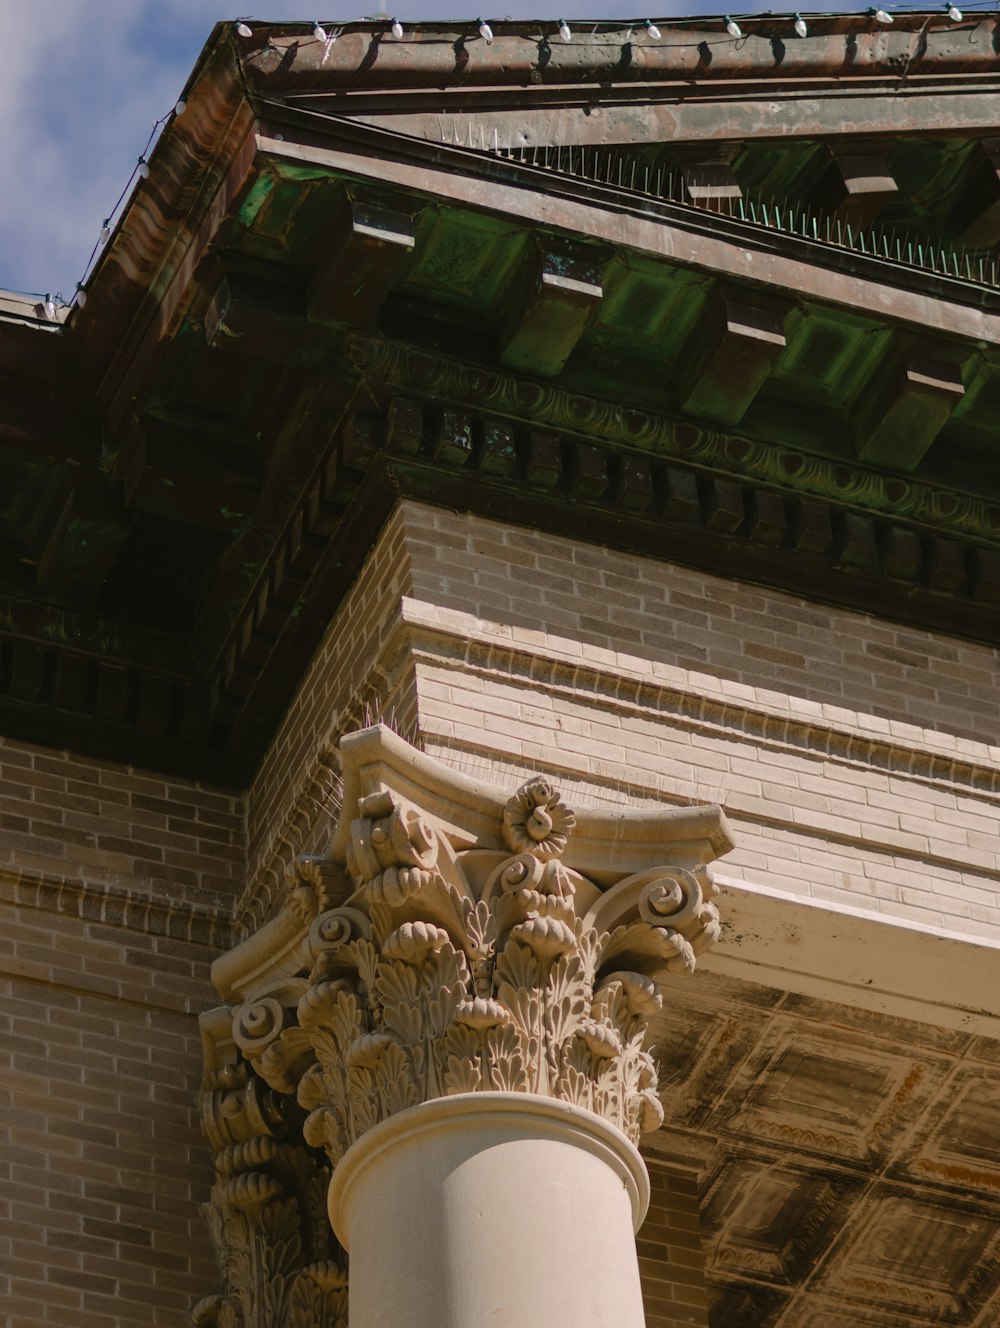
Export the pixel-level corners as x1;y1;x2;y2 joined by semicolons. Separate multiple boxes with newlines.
0;737;239;1328
1;883;225;1328
388;502;1000;942
6;493;998;1328
0;736;243;912
639;1160;710;1328
398;502;999;746
241;504;416;929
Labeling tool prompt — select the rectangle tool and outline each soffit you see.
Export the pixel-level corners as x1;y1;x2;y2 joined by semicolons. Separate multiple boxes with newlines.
646;966;1000;1327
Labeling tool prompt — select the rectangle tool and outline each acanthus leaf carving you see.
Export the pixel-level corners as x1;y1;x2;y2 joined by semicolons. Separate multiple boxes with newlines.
195;1051;348;1328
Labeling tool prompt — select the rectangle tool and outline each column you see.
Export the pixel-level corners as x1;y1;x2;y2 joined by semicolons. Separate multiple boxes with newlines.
198;725;734;1328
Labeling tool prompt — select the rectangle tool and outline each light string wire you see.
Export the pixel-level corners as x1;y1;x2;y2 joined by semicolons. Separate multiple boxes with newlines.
4;6;999;325
4;97;187;326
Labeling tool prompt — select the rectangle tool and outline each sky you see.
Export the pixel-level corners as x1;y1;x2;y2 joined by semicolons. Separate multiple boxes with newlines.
0;0;834;298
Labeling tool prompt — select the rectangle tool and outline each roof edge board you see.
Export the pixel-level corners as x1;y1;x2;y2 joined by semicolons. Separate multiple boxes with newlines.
256;126;1000;345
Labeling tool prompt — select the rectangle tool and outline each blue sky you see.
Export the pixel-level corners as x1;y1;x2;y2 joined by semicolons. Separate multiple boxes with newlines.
0;0;789;298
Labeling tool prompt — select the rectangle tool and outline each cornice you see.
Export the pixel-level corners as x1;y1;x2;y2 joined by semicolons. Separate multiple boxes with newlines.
1;865;234;950
346;335;1000;547
4;20;1000;784
235;16;1000;97
394;597;1000;802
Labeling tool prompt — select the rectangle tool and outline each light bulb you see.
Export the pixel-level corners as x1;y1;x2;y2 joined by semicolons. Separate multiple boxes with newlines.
74;284;87;310
100;219;111;244
235;20;252;37
725;15;742;37
870;5;893;19
313;22;327;41
174;99;187;115
558;18;571;40
946;2;962;18
644;19;662;38
43;295;56;321
138;157;150;179
391;17;403;37
478;17;493;42
794;13;807;36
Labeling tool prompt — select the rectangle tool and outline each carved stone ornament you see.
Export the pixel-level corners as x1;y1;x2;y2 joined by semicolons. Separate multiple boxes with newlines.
195;1025;348;1328
198;724;734;1321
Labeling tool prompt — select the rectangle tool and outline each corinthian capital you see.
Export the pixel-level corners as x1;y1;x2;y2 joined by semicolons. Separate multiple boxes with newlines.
207;726;734;1171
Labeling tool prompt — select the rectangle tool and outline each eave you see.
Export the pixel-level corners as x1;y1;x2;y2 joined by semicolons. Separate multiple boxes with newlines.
1;15;1000;783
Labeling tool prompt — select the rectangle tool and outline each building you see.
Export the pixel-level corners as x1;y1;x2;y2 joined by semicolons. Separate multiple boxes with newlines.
3;12;1000;1327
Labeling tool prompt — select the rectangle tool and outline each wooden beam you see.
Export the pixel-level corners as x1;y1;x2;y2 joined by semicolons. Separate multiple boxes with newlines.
678;292;787;425
816;145;898;227
855;350;965;471
499;248;603;377
672;146;742;213
307;196;415;326
35;476;132;604
123;418;259;532
205;261;333;368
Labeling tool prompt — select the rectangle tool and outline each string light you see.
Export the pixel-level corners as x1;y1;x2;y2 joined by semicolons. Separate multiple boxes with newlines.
19;11;986;331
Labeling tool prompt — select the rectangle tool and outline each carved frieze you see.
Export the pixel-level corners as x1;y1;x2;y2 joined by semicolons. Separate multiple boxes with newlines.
344;333;1000;546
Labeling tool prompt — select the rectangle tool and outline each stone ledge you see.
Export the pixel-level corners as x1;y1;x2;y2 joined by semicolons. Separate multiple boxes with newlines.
1;866;234;948
706;873;1000;1039
396;596;1000;796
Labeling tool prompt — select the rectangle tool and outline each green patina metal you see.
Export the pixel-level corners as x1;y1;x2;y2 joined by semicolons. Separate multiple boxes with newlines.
6;17;1000;778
